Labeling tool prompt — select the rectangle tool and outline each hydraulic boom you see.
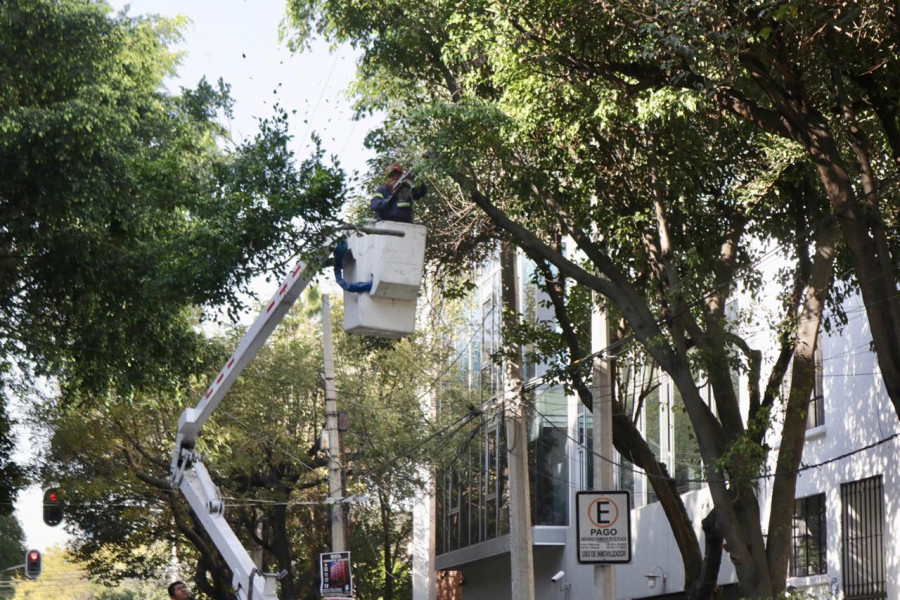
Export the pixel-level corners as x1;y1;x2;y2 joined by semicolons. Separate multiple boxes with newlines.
169;243;333;600
168;218;425;600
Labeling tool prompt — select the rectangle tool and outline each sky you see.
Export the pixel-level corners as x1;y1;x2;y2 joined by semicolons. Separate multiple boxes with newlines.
115;0;379;174
15;0;379;554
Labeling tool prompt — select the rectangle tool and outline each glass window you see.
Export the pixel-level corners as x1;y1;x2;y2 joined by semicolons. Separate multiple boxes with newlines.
672;386;703;495
644;383;662;505
791;493;827;577
807;343;825;429
528;385;568;525
578;407;593;490
447;470;459;551
484;425;499;539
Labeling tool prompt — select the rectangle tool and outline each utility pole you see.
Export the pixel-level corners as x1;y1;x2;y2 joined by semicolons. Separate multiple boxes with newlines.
593;306;616;599
500;243;536;600
322;294;346;552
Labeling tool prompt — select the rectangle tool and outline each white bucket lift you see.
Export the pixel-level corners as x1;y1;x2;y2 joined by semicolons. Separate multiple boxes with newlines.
169;222;427;600
342;220;427;338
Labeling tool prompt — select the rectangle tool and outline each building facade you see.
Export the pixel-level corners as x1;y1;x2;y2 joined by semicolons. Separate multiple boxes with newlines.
411;255;900;600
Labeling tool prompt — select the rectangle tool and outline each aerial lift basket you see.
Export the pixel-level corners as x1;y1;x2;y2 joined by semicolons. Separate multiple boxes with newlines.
342;220;427;338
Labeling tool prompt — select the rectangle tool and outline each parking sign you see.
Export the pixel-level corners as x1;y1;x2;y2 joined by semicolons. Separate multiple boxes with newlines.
576;491;632;563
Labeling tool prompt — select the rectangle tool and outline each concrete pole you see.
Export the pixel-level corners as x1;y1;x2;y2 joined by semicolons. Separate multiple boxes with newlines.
413;283;439;600
501;243;536;600
593;306;616;599
322;294;346;552
506;391;536;600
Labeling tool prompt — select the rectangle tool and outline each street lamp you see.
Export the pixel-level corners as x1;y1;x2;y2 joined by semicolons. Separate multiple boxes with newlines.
645;565;667;593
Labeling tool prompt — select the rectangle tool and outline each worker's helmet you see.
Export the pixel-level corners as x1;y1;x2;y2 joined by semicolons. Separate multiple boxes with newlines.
384;163;403;178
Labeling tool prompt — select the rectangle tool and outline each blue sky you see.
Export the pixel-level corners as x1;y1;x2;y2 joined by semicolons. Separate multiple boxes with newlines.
16;0;378;553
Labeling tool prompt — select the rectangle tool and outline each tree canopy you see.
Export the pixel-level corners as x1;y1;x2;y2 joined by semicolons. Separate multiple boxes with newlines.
41;289;479;599
283;1;898;598
0;0;345;519
1;0;344;396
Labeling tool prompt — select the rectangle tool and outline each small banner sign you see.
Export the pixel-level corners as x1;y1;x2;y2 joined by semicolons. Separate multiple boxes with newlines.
320;551;354;599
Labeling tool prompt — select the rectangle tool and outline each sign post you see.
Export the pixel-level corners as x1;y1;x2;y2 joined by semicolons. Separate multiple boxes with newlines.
576;491;632;564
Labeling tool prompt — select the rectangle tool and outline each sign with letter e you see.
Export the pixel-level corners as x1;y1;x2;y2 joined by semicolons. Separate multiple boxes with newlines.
576;490;632;564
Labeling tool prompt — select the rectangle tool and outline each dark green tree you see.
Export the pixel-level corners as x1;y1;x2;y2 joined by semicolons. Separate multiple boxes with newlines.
1;0;344;513
0;512;26;575
41;289;473;600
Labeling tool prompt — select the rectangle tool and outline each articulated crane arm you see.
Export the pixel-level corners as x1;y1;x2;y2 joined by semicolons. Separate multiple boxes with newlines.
167;218;425;600
169;242;336;600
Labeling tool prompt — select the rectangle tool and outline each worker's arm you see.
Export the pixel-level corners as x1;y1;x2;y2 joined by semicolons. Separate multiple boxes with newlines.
370;184;392;213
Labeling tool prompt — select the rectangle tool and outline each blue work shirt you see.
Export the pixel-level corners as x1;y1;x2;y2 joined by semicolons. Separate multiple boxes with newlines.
370;179;427;223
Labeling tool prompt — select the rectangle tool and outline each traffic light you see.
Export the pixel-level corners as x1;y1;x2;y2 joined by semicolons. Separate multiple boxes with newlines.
43;488;63;526
24;549;41;579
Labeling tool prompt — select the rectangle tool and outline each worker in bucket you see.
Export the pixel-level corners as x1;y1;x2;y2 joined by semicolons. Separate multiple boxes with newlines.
370;162;427;223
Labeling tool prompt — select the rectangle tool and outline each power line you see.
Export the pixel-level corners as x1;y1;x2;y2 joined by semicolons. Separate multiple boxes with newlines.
525;398;900;488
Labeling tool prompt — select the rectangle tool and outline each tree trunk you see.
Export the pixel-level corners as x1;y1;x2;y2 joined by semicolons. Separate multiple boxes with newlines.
539;262;704;588
810;132;900;419
610;402;704;588
766;218;835;593
269;497;297;600
739;59;900;421
686;509;724;600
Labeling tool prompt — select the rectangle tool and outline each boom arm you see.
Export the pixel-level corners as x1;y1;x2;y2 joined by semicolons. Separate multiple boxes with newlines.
169;243;334;600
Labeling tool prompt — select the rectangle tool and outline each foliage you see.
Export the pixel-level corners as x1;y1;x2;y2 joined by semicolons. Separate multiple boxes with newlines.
348;501;413;600
0;0;345;396
0;399;23;521
39;287;476;599
6;545;169;600
1;0;347;559
0;513;26;577
332;290;480;600
280;0;893;598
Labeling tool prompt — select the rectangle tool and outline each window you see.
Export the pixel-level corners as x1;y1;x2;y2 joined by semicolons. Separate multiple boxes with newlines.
644;377;662;505
841;476;886;599
807;343;825;429
672;385;703;495
480;296;496;401
791;493;827;577
578;407;593;490
528;386;568;526
445;470;460;552
484;426;499;539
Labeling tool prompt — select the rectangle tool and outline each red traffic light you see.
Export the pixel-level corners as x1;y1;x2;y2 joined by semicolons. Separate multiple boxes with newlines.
43;488;64;527
25;549;41;579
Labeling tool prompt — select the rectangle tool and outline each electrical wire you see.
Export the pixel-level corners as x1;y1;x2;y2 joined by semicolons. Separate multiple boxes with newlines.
525;395;900;488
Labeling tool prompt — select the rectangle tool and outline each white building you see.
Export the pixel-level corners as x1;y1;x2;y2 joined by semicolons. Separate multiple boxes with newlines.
411;253;900;600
